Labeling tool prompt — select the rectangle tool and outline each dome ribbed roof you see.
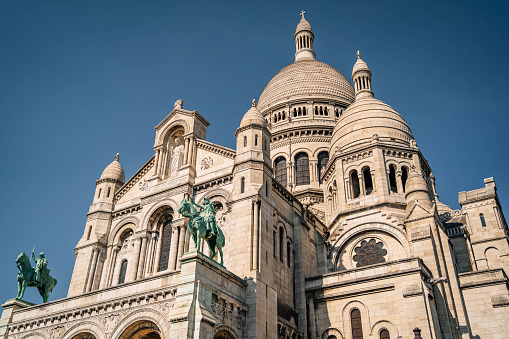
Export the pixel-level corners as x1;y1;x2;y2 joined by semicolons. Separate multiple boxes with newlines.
352;58;370;76
240;104;266;128
331;98;413;152
257;59;355;112
100;154;125;183
295;18;313;35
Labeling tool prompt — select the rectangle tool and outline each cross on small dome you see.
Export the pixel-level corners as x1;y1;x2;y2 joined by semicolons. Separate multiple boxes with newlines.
356;50;362;59
115;153;120;161
300;10;306;19
252;99;257;107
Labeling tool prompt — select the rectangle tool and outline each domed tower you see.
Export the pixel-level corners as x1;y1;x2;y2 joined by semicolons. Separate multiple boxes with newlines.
68;154;125;297
258;12;355;217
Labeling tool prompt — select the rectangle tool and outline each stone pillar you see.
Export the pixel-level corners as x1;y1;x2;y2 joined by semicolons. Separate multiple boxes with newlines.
309;160;317;183
86;248;100;292
183;137;190;165
144;232;157;277
154;148;160;175
176;226;186;269
189;137;196;168
308;298;317;339
252;200;260;271
289;162;295;190
370;169;376;192
153;230;164;275
110;246;122;286
358;173;365;196
168;226;180;271
136;236;148;280
396;170;403;193
129;236;142;282
99;246;115;289
0;299;34;338
345;179;351;200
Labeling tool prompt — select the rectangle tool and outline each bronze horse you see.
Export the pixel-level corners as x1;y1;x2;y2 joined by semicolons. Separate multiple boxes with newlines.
15;252;57;303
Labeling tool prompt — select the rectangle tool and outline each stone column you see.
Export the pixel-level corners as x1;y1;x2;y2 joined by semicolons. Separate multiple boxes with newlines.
308;298;317;339
189;137;196;168
184;224;190;252
252;200;260;271
99;246;115;289
309;160;317;183
154;148;160;175
396;170;404;193
110;246;122;286
86;248;99;292
129;236;142;282
183;137;190;165
144;232;157;277
345;178;351;200
371;169;376;192
153;230;163;275
176;226;186;269
288;162;295;190
136;236;148;280
168;226;180;271
358;173;365;196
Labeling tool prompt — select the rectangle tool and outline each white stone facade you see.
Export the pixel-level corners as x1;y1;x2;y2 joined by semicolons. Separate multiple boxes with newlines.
1;14;509;339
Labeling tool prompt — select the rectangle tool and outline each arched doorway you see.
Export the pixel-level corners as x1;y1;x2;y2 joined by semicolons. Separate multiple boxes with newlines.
118;320;161;339
72;334;97;339
214;329;236;339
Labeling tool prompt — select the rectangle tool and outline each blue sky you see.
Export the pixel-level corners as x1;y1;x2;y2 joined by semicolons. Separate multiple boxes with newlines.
0;0;508;304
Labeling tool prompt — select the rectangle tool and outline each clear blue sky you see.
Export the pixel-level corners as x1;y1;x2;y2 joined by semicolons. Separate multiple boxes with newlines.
1;1;508;304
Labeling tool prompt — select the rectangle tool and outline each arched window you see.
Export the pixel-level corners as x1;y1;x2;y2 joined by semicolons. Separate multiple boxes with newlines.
380;329;390;339
389;164;398;193
324;107;328;116
212;201;223;211
282;111;285;120
327;336;337;339
279;227;284;263
317;151;329;184
363;167;373;195
87;226;92;240
241;177;245;193
351;170;360;198
480;213;487;228
274;157;287;186
298;107;302;116
107;187;111;198
244;136;247;147
401;166;408;193
273;230;277;257
266;181;269;197
158;216;173;271
97;188;101;198
320;106;323;115
295;152;310;186
255;135;258;146
315;107;318;115
303;107;307;115
287;241;291;267
351;309;363;339
118;260;128;284
293;108;297;117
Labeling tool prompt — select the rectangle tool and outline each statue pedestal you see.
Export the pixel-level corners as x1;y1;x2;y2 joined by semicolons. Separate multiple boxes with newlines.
0;299;34;338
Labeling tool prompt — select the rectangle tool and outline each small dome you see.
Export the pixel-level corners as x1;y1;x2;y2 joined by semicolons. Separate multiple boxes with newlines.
352;57;370;76
331;98;413;152
405;170;431;204
295;18;313;35
239;101;267;128
100;153;125;183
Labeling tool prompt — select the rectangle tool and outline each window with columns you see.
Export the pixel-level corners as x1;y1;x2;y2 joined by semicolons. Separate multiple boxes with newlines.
362;167;373;195
274;157;287;187
389;164;398;193
351;170;361;198
295;152;310;186
317;151;329;184
401;166;408;193
157;214;174;272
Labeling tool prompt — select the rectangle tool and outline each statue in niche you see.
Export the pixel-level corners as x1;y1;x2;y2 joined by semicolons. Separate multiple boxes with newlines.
171;138;184;177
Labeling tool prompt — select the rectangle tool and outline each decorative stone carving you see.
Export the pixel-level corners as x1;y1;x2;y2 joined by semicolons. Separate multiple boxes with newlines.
49;324;66;338
99;313;121;332
353;239;387;267
139;179;148;191
201;156;214;170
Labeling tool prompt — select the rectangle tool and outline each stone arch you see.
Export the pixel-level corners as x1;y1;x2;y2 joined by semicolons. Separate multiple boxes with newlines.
330;222;410;268
342;300;371;339
110;308;170;339
20;333;47;339
62;321;104;339
321;327;344;339
485;247;501;269
290;147;311;159
142;200;178;231
214;324;238;339
370;320;399;338
313;146;330;158
156;119;190;145
271;151;288;162
109;218;139;246
197;187;232;205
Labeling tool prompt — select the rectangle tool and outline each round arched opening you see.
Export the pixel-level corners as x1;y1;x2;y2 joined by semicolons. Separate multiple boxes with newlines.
72;334;97;339
118;320;161;339
214;330;236;339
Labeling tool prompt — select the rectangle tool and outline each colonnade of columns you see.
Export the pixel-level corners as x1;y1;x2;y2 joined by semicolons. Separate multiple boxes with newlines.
97;222;190;290
354;75;371;92
153;134;197;178
281;156;325;190
344;168;376;201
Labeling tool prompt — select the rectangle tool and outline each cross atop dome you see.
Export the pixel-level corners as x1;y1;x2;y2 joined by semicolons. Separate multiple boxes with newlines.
356;50;362;59
300;10;306;19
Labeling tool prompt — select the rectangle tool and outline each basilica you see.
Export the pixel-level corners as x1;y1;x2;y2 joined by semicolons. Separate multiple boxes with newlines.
1;13;508;339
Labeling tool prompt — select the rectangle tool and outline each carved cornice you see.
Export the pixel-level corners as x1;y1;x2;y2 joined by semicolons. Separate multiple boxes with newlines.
234;124;271;138
196;139;236;159
194;174;233;192
114;156;155;202
342;150;373;164
86;211;111;222
233;161;273;175
141;185;189;206
383;149;413;159
270;136;331;151
96;178;124;186
112;205;142;219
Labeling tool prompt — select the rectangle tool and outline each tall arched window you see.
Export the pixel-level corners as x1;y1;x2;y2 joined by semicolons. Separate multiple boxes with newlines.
97;188;101;198
317;151;329;184
363;167;373;195
274;157;287;187
273;230;277;257
351;170;360;198
279;227;284;263
389;164;398;193
244;136;247;147
480;213;487;228
255;135;258;146
295;152;310;186
380;329;390;339
287;242;291;267
107;187;111;198
401;166;408;193
241;177;245;193
118;260;128;284
158;215;173;271
87;226;92;240
351;309;363;339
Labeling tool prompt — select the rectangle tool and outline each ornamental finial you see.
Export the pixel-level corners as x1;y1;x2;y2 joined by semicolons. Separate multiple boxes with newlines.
300;10;306;19
252;99;256;107
115;153;120;161
356;50;362;59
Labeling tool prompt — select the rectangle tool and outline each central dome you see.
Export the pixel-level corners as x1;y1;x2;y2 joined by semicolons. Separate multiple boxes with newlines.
257;59;355;112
